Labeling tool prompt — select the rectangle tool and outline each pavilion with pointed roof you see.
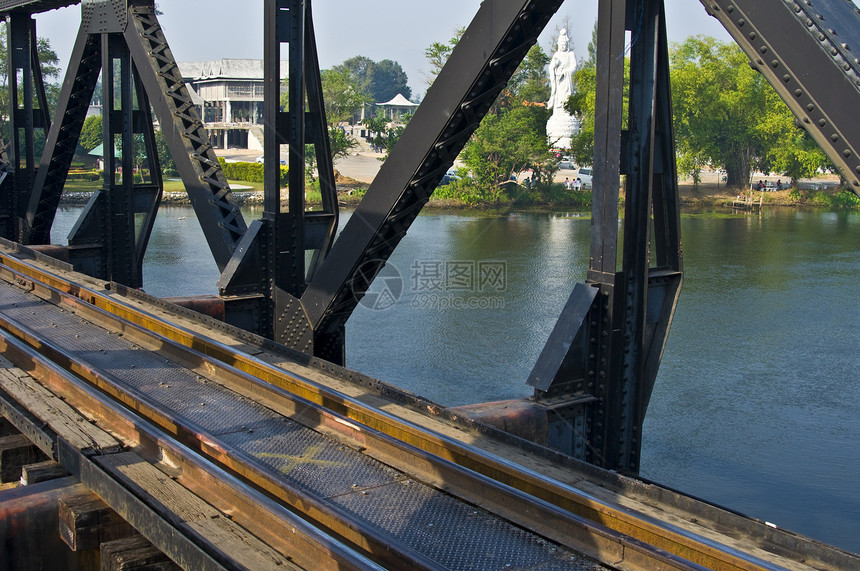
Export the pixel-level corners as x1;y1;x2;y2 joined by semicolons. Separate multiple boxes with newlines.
376;93;419;121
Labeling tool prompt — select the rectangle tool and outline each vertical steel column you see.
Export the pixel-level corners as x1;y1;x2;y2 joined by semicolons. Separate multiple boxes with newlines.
4;14;36;240
302;0;338;283
585;0;630;470
527;0;681;474
218;0;338;355
263;0;305;297
616;0;661;473
285;0;306;295
589;0;627;278
102;33;137;286
264;0;305;346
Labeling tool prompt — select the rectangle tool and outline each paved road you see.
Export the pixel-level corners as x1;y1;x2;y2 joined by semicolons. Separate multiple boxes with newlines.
216;146;590;186
218;146;384;185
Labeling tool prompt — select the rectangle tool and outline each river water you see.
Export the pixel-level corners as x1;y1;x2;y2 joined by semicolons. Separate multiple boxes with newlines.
51;204;860;554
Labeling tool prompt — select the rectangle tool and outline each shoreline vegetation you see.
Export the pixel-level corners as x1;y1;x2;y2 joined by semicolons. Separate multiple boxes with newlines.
59;169;859;211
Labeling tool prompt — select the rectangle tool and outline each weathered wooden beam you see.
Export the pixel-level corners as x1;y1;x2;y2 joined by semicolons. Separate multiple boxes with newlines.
101;535;180;571
0;476;92;570
59;491;137;552
21;459;70;485
0;433;46;483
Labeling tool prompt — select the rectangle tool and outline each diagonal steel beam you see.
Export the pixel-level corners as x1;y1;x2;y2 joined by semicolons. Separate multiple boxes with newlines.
123;0;246;271
26;24;101;245
300;0;563;346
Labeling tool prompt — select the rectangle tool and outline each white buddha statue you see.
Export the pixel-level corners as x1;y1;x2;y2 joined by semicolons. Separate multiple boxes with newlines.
546;29;581;149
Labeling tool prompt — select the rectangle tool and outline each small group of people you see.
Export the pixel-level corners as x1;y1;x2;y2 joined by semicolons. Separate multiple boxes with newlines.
755;179;783;192
563;177;583;191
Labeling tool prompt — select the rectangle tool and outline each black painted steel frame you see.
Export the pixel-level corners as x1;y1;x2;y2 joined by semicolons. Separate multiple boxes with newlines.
216;0;339;354
14;0;856;474
526;0;682;473
6;1;250;287
2;0;682;474
2;12;51;241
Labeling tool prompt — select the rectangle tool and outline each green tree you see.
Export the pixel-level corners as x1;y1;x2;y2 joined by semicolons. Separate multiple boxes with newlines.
154;129;176;174
320;68;371;124
757;84;828;183
424;27;465;84
459;44;555;199
670;36;774;187
79;115;102;152
369;59;410;102
363;113;411;158
334;55;373;96
335;56;411;103
424;32;555;202
507;44;551;105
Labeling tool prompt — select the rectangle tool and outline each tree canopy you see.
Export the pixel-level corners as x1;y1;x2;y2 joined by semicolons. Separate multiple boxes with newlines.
334;56;411;103
423;27;465;85
425;32;557;203
669;35;828;186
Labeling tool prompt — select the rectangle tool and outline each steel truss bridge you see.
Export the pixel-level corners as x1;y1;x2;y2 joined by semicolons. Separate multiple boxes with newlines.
0;0;858;569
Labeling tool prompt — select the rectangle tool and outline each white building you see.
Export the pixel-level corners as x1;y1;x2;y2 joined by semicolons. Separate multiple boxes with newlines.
179;59;289;151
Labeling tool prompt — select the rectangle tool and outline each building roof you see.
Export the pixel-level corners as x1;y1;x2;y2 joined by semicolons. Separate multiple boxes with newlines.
179;59;289;81
185;83;204;106
377;93;419;107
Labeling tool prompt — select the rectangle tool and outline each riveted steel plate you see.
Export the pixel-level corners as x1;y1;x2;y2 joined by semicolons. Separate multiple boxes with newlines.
82;0;127;33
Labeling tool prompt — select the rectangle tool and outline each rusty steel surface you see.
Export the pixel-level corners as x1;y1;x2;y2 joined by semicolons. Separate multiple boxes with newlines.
1;246;857;570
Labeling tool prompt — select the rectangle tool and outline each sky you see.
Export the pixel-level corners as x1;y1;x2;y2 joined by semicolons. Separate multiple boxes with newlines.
33;1;734;99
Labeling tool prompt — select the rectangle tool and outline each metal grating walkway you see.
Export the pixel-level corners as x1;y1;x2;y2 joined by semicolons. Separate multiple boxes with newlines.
0;278;606;570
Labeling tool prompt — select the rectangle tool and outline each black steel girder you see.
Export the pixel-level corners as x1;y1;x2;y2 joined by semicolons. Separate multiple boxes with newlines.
17;1;248;280
25;25;101;244
294;0;563;361
2;12;52;241
123;1;246;271
65;31;163;287
216;0;346;356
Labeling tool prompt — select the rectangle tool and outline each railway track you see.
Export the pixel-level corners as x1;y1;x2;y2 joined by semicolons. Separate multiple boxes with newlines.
0;242;856;570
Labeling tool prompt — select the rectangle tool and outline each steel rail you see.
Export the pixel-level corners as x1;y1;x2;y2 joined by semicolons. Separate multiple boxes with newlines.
0;329;386;571
0;250;816;570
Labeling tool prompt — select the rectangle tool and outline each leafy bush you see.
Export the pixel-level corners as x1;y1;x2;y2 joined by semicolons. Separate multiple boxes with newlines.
831;188;860;208
808;188;860;208
66;171;101;181
788;188;806;202
218;158;288;186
